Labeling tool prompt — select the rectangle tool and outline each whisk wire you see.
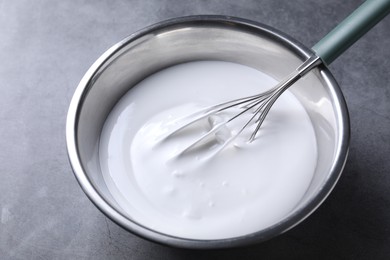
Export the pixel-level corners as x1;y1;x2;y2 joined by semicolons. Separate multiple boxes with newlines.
167;56;322;157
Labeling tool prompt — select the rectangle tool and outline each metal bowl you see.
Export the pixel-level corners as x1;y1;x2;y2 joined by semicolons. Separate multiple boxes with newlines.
66;16;349;249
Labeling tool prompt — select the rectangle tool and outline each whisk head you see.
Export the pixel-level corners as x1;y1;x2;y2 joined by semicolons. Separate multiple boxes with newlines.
161;56;321;159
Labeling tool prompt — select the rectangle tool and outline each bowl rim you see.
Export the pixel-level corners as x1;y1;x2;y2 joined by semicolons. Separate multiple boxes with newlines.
66;15;350;249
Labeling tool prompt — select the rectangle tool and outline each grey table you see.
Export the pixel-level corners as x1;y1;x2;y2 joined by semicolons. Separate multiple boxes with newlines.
1;0;389;259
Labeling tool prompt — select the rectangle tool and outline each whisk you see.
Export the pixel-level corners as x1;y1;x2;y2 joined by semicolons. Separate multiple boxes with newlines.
165;0;390;157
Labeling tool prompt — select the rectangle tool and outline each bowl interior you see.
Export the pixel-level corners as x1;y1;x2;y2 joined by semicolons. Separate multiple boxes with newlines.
68;17;348;248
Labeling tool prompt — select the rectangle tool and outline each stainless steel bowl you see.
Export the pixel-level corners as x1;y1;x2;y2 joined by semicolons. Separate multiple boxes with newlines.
66;16;349;249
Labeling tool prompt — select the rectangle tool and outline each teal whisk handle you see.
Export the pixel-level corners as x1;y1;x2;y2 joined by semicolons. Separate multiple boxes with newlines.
312;0;390;65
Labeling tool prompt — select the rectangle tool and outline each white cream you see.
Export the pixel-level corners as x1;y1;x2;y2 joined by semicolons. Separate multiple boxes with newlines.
99;61;317;240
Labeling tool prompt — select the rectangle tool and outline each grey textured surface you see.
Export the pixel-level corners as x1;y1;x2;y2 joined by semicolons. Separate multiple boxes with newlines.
0;0;389;259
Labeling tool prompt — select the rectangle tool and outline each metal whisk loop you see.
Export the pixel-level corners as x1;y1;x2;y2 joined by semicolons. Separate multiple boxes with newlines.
167;56;322;158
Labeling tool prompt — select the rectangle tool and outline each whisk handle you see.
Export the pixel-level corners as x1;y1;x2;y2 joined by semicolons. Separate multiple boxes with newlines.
312;0;390;65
